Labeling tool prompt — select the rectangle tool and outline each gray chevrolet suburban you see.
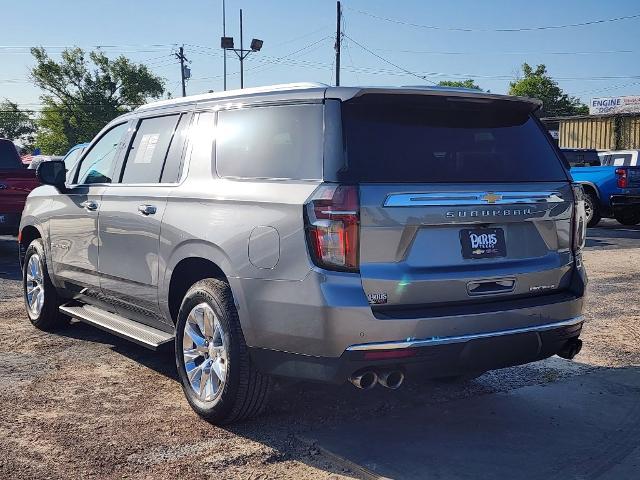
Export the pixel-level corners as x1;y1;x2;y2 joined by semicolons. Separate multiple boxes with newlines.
19;83;588;424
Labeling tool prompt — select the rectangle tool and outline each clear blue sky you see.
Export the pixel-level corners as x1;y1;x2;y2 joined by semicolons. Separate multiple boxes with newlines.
2;0;640;109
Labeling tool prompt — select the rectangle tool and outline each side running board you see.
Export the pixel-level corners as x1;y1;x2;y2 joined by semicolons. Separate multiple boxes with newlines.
60;304;174;350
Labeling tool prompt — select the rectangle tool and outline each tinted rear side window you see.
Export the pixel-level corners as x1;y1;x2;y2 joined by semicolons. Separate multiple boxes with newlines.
216;104;323;180
120;114;180;184
0;140;21;169
340;100;569;183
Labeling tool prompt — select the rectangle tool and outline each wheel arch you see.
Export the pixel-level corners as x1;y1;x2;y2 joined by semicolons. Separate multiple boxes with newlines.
161;240;248;332
18;224;43;268
577;181;599;199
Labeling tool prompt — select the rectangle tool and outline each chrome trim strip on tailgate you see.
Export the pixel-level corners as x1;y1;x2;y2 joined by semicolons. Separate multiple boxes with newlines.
384;191;565;207
346;316;583;351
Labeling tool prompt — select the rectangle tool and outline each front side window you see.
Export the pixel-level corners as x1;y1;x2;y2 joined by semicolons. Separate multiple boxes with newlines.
216;104;323;180
76;123;128;184
62;147;84;171
120;114;181;184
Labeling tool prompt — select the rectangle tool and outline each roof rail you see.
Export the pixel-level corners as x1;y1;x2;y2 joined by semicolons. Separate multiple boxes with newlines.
136;82;329;111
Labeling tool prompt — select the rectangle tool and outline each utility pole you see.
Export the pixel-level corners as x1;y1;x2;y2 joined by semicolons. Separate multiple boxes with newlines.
335;1;341;87
220;10;263;89
222;0;227;91
175;46;189;97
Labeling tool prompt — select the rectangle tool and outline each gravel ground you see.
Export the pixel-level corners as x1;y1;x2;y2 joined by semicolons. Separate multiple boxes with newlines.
0;233;638;479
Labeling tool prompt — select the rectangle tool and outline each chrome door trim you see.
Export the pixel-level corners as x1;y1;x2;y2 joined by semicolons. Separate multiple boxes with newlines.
384;191;565;207
346;316;583;351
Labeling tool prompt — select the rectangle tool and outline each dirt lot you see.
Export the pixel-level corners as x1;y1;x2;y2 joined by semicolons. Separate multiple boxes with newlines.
1;223;639;479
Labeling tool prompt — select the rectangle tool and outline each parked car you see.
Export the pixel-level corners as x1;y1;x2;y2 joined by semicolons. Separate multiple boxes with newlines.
598;150;639;167
561;148;601;167
0;138;40;234
19;83;587;424
569;156;640;226
27;155;64;171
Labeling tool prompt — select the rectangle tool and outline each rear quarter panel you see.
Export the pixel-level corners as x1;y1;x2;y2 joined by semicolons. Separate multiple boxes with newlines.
158;148;320;344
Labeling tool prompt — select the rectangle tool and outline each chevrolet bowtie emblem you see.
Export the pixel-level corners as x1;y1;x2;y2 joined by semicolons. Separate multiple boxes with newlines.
481;192;502;204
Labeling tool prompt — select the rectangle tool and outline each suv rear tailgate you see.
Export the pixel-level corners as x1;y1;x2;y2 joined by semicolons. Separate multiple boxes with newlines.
337;92;575;310
359;183;574;308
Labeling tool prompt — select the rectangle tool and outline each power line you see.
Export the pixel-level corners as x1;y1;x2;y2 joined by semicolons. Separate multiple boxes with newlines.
343;34;436;84
0;44;176;50
371;48;638;56
347;7;640;32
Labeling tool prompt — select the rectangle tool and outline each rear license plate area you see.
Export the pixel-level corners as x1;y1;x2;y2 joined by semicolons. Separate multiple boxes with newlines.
460;228;506;259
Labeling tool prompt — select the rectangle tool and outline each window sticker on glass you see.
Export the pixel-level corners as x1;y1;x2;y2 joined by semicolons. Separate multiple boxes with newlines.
612;157;625;166
134;133;160;164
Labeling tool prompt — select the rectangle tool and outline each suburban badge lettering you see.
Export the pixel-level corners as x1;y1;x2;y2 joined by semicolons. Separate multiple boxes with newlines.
446;208;533;218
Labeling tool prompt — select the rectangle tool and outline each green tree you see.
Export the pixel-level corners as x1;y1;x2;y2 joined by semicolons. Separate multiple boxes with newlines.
437;79;482;90
509;63;588;117
30;47;165;154
0;99;36;148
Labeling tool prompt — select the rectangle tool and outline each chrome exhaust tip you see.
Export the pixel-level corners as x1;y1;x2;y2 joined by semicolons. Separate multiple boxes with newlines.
558;338;583;360
349;370;378;390
377;369;405;390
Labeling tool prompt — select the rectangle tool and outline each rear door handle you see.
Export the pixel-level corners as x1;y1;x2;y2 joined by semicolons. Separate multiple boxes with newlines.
81;200;99;211
138;204;157;216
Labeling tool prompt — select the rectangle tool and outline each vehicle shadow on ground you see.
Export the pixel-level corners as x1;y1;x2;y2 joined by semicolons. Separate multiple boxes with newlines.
47;316;639;479
0;236;21;281
238;365;640;480
585;238;616;248
57;321;179;380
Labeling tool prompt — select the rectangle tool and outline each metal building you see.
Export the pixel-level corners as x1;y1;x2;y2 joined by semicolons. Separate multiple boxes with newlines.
541;113;640;150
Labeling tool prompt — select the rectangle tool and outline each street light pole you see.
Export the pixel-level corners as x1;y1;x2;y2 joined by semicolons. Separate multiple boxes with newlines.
240;9;244;89
220;10;263;89
223;0;227;91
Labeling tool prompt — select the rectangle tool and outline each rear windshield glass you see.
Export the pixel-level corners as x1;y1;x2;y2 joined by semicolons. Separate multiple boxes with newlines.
339;100;569;183
562;150;601;167
0;140;21;169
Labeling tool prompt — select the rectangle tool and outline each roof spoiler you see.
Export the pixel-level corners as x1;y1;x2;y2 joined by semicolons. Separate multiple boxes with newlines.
345;87;542;112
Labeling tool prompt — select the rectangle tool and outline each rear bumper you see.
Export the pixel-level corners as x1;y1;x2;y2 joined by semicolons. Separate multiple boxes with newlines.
240;262;587;382
610;195;640;210
249;317;584;384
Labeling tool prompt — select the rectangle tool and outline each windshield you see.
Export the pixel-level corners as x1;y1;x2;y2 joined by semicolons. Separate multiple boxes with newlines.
339;100;569;183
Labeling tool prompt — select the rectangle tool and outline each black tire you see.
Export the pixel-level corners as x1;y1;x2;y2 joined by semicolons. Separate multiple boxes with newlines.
175;278;271;424
614;210;640;226
22;238;68;331
584;192;601;228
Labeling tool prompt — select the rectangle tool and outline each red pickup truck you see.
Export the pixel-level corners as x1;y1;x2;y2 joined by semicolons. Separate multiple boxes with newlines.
0;139;40;235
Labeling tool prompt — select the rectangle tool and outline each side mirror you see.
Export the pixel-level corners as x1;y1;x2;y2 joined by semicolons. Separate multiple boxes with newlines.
36;160;66;191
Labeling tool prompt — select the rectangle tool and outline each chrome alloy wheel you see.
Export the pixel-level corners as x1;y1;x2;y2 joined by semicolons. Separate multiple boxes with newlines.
584;197;593;224
182;303;228;403
25;254;45;317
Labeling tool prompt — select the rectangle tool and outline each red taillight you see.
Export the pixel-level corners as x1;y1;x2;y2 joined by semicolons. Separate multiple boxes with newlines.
616;168;628;188
363;349;416;360
304;184;359;272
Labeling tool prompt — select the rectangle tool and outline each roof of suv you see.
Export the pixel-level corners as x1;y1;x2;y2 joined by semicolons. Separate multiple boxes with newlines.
136;82;543;112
